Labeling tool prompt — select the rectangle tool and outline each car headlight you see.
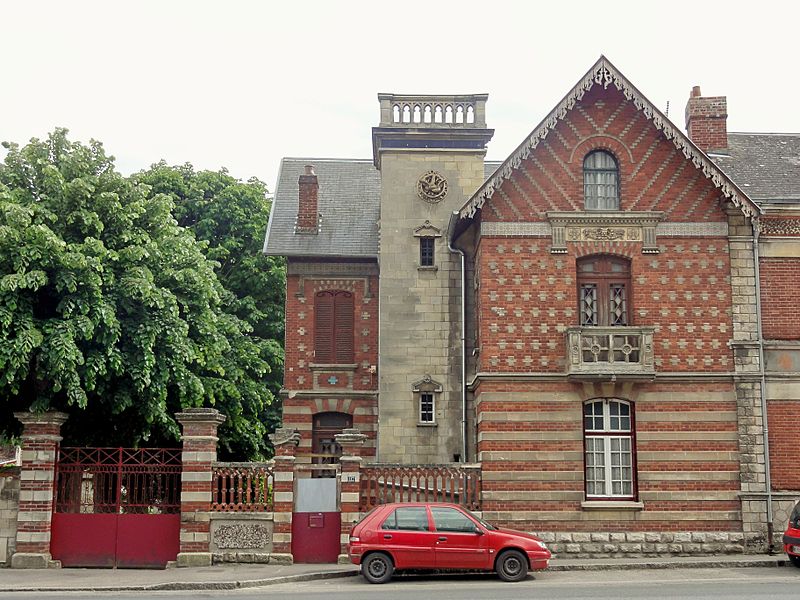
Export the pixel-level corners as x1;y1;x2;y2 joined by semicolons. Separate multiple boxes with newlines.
533;540;548;551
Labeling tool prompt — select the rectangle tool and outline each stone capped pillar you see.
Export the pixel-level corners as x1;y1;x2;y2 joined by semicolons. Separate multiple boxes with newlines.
175;408;226;567
335;428;367;563
11;411;67;569
269;427;300;564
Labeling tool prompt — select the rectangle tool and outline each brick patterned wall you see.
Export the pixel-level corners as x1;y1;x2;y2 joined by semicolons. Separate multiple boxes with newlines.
284;273;378;390
476;380;741;532
482;85;727;223
476;237;733;373
759;258;800;340
767;400;800;490
283;269;379;458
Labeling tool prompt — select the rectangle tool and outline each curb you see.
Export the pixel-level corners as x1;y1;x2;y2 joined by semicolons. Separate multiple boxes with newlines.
0;559;790;592
0;569;360;593
547;558;789;571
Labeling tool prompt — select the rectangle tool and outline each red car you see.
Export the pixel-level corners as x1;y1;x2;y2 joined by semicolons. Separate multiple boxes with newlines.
348;502;551;584
784;501;800;568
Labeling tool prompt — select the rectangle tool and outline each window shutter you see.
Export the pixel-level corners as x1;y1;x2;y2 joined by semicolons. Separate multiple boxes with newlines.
334;292;354;363
315;292;334;363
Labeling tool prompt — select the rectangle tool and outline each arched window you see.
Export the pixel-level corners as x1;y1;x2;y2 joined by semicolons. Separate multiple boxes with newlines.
312;411;353;478
584;150;619;210
584;399;636;499
577;255;630;326
314;291;354;364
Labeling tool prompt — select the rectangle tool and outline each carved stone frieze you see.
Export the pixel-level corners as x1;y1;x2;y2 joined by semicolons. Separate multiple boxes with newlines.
213;523;271;550
547;211;663;253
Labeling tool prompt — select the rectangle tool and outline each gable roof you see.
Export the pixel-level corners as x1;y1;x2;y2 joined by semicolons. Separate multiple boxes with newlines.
458;56;761;222
264;158;502;259
710;133;800;204
263;158;381;258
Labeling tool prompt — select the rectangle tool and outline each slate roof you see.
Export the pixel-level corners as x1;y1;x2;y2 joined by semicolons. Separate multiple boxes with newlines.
710;133;800;203
263;158;380;258
264;159;502;258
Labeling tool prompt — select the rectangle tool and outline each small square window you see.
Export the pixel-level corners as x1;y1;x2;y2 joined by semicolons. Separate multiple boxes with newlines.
420;238;435;267
420;392;435;423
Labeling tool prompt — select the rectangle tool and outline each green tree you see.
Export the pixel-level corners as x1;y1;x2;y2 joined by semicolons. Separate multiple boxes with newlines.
0;130;279;458
135;162;285;455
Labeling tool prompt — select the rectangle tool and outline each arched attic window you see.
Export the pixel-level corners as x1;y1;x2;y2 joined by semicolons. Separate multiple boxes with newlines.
584;150;619;210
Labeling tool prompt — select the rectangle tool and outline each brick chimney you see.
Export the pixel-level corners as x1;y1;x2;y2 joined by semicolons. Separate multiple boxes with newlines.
296;165;319;234
685;86;728;153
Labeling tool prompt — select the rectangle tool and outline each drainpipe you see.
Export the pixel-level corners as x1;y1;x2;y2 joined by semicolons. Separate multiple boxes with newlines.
447;211;467;463
752;217;774;553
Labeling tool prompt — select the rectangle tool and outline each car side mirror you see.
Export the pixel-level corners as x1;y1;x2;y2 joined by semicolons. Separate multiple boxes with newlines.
473;526;484;535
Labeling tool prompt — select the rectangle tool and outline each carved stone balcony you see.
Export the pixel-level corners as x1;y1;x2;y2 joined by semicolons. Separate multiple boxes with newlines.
566;327;655;380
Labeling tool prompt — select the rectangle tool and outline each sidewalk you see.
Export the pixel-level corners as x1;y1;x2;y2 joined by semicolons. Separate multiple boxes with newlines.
0;555;791;592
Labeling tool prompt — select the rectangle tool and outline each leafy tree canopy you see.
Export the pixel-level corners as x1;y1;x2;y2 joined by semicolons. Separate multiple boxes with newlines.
0;130;284;459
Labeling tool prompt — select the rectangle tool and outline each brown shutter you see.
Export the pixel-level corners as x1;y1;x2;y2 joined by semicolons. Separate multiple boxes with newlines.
315;292;334;363
334;292;354;363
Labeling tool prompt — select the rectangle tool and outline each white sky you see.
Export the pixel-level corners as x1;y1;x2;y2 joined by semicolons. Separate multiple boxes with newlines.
2;0;797;194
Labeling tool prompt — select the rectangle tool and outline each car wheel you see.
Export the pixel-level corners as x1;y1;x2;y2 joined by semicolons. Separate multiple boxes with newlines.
496;549;529;582
790;554;800;568
362;552;394;584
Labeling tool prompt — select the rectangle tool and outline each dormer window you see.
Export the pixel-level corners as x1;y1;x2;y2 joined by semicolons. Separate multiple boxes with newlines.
584;150;619;210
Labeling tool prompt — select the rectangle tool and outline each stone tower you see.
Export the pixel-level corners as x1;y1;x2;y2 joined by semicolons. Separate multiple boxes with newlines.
372;94;493;463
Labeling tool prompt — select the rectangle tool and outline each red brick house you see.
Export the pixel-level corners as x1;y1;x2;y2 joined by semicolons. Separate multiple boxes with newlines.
264;57;800;554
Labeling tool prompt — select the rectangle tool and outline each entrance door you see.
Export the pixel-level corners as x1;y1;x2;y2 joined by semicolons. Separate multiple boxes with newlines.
50;447;181;568
292;477;341;563
311;412;352;478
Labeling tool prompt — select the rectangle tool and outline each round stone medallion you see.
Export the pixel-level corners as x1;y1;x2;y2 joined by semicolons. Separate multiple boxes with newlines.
416;171;448;203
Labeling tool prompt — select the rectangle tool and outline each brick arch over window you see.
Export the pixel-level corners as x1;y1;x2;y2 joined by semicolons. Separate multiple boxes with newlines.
314;290;354;364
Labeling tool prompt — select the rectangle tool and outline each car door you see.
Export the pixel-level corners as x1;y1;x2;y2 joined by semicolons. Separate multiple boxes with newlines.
430;506;489;569
377;506;438;569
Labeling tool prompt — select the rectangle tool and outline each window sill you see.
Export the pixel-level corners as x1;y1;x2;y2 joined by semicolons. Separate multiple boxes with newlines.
581;500;643;511
417;422;437;428
308;363;358;371
417;265;438;272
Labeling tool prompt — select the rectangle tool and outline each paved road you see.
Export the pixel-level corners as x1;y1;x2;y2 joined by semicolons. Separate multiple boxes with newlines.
3;566;799;600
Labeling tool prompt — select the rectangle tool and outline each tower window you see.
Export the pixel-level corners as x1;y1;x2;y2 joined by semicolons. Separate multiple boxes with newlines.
420;237;435;267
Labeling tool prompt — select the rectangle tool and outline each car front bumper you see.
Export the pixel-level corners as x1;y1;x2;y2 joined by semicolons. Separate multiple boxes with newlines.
527;550;551;570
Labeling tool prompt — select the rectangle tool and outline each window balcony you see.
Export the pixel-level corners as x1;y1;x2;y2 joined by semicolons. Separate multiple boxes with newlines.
566;327;655;380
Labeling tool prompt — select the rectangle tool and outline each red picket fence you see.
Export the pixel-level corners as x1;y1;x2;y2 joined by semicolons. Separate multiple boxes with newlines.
359;464;481;512
211;462;274;512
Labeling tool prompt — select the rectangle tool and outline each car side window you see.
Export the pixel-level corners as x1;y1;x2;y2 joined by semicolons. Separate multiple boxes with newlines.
430;507;479;533
381;507;429;531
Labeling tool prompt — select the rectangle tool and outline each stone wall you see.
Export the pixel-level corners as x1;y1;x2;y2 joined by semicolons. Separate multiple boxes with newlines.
538;531;747;557
0;467;20;565
209;513;274;563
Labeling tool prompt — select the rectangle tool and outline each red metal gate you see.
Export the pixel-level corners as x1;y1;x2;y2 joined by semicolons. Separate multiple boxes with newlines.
51;447;181;568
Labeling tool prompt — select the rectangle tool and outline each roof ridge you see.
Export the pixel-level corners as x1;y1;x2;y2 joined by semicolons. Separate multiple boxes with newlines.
459;56;760;220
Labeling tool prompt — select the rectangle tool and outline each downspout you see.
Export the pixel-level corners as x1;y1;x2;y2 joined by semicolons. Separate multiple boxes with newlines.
751;217;774;553
447;211;467;463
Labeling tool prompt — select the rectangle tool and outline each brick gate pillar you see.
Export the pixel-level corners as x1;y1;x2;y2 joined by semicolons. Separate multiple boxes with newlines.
11;411;68;569
269;427;300;564
335;428;367;563
175;408;226;567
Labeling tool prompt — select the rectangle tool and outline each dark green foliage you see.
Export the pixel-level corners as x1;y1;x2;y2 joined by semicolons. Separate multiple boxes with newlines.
0;130;284;459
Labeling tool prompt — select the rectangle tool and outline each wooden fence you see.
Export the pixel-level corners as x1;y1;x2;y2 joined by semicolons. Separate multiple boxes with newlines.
359;464;481;512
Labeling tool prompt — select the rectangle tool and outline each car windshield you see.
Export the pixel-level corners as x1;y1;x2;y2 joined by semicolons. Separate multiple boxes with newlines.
460;507;497;530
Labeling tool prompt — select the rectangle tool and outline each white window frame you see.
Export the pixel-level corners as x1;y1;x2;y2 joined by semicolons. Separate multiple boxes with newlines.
419;392;435;424
584;398;635;499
